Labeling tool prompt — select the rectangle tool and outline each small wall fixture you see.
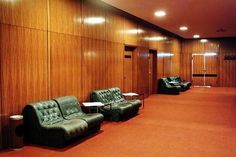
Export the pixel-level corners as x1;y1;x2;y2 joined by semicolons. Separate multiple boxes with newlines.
84;17;105;24
157;53;174;57
200;39;208;43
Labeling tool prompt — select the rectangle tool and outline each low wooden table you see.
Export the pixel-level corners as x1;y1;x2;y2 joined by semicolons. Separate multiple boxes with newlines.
82;102;104;113
122;92;145;109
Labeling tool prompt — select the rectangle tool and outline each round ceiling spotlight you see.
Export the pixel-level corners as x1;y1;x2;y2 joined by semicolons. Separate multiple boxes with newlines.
154;10;166;17
179;26;188;31
193;34;200;38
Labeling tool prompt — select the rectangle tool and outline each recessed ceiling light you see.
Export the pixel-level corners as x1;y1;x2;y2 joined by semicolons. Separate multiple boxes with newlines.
179;26;188;31
193;34;200;38
200;39;208;43
154;10;166;17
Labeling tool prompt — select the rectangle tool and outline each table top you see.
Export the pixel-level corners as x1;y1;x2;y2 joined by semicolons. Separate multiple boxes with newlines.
122;92;139;96
82;102;104;107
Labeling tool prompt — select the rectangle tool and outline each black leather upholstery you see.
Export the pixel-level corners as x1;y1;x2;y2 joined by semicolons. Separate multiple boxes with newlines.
23;97;104;147
53;96;104;129
158;78;181;94
167;76;192;91
91;87;141;121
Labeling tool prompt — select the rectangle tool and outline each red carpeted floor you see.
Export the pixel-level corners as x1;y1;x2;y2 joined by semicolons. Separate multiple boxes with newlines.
1;87;236;157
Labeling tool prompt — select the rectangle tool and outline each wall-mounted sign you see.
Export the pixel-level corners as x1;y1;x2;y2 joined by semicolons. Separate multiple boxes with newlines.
224;55;236;60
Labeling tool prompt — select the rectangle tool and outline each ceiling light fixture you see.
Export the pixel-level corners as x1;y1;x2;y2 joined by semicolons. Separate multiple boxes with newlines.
179;26;188;31
154;10;166;17
193;34;200;38
200;39;208;43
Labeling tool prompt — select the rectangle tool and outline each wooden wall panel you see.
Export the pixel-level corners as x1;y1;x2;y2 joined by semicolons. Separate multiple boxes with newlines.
137;47;149;97
181;38;236;86
137;25;149;47
106;42;124;90
219;51;236;87
171;39;181;76
157;55;164;79
106;11;124;43
124;19;138;46
0;24;48;147
50;33;82;100
148;30;160;50
50;0;81;36
82;37;107;101
0;0;47;30
82;0;106;40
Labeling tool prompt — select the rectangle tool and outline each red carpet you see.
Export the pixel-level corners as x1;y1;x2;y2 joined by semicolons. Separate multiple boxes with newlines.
1;87;236;157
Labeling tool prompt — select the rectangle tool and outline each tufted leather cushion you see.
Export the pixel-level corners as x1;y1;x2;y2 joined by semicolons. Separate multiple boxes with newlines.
53;96;104;129
158;78;180;94
32;100;64;126
23;99;89;147
91;88;141;121
109;87;125;103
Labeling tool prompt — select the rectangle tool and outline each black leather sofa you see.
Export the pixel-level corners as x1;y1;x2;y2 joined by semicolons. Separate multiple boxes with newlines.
167;76;192;91
158;78;181;94
22;96;104;147
91;87;141;121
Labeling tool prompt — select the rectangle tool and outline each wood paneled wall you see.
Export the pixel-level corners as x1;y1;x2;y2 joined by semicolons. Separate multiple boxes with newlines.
157;38;182;79
181;38;236;86
0;0;182;149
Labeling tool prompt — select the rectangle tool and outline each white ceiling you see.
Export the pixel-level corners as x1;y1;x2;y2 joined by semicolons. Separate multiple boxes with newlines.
101;0;236;39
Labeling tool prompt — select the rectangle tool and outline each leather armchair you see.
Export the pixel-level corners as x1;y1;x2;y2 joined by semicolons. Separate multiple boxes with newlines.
22;100;88;147
167;76;192;91
158;78;181;94
91;88;140;121
109;87;141;114
53;96;104;131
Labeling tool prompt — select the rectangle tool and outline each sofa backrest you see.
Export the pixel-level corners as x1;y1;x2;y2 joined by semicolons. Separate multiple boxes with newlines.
159;78;172;88
53;96;83;119
109;87;125;103
23;100;64;127
167;76;181;83
91;89;114;104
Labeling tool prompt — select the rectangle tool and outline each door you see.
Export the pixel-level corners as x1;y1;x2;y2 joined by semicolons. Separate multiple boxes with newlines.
148;53;153;95
192;54;218;86
123;51;133;92
192;55;205;86
205;55;218;86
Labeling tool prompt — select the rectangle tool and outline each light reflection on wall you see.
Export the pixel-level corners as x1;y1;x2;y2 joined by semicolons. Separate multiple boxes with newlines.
157;52;174;57
84;17;105;25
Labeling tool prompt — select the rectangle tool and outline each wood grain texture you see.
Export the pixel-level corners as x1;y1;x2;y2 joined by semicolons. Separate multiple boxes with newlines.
0;24;48;147
50;32;82;100
106;11;124;43
171;39;181;76
219;38;236;87
82;0;106;40
123;51;133;92
49;0;81;36
106;42;124;90
157;55;164;79
0;0;47;30
81;37;107;101
124;19;138;46
137;25;149;47
137;47;149;97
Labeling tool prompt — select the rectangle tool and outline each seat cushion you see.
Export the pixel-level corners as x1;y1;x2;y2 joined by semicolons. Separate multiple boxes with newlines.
76;113;104;128
44;118;88;141
128;99;142;108
117;102;133;115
